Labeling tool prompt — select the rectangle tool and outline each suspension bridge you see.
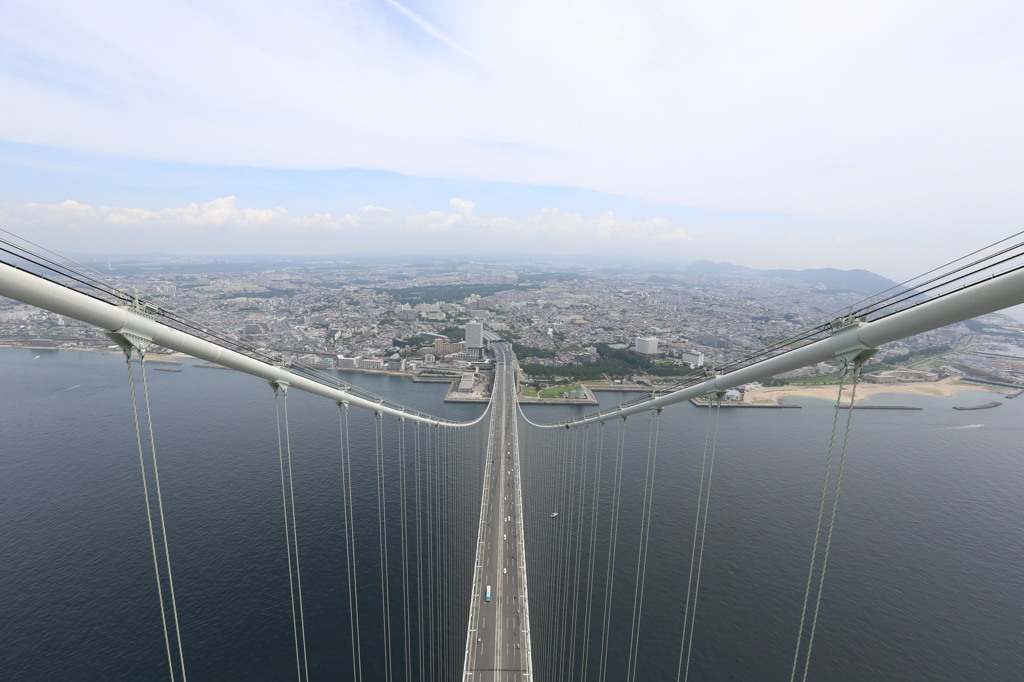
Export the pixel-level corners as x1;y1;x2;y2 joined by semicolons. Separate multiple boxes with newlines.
2;233;1024;680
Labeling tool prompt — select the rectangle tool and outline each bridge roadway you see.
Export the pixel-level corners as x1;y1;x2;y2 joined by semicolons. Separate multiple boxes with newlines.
462;341;533;680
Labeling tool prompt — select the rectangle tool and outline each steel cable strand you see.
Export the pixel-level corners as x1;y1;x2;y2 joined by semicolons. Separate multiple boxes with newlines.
813;232;1024;328
425;425;436;682
711;246;1024;383
789;366;850;682
554;426;574;678
338;403;362;681
580;422;606;682
432;424;442;679
437;426;445;678
565;424;582;678
397;418;412;682
627;409;662;682
0;234;130;301
557;426;581;679
568;425;591;681
709;238;1024;377
281;388;310;681
445;426;454;678
801;362;863;682
414;422;425;680
676;394;716;680
598;418;628;682
0;244;130;306
541;425;559;672
272;386;303;682
452;424;460;680
683;397;723;681
543;426;564;676
124;351;177;681
373;412;394;682
435;425;444;680
444;425;451;677
138;353;188;681
539;424;558;676
447;426;454;677
848;238;1024;323
541;424;556;670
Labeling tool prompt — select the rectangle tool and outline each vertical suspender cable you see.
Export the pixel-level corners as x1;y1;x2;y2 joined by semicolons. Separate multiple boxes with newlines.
435;424;443;681
397;418;412;682
451;424;458;680
676;395;715;681
540;425;556;675
568;425;590;681
373;411;394;682
789;367;850;682
682;397;722;682
626;409;662;682
800;363;863;682
556;425;579;678
273;385;303;682
414;422;424;680
440;425;449;678
598;417;628;682
442;424;451;678
548;426;569;679
282;387;310;681
580;421;606;682
124;350;178;681
338;403;362;681
425;424;436;682
138;352;187;682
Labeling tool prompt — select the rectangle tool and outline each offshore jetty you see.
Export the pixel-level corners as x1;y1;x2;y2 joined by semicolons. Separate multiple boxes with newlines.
953;401;1002;410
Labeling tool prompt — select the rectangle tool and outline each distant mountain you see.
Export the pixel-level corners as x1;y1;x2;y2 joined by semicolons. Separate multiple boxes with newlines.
682;261;899;294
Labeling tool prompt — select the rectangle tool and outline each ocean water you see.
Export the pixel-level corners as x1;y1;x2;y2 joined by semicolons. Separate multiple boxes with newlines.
1;348;1022;680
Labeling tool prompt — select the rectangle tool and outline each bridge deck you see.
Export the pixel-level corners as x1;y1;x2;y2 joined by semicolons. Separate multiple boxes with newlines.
463;342;532;680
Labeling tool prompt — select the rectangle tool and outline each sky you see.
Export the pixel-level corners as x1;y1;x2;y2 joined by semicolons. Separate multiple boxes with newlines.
1;0;1022;280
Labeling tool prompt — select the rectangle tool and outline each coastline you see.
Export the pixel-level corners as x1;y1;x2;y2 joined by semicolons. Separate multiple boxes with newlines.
743;377;1007;405
0;343;193;360
6;345;1018;406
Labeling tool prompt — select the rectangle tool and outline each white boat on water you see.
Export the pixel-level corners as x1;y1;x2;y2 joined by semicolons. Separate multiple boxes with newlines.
550;512;558;518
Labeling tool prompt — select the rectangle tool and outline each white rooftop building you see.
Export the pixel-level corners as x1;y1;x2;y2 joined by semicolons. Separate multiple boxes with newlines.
635;336;659;355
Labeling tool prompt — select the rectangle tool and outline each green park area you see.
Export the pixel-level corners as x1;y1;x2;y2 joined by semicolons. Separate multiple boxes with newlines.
521;383;582;398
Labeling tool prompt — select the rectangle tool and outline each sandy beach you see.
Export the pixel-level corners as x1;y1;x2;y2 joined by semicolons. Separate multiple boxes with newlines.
743;377;1006;405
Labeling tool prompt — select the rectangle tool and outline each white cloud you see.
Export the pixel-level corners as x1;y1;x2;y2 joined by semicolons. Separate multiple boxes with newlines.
1;196;704;256
449;197;475;215
19;196;292;230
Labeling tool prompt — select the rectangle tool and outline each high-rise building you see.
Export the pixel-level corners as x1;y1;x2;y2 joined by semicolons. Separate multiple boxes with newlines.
636;336;659;355
466;321;484;348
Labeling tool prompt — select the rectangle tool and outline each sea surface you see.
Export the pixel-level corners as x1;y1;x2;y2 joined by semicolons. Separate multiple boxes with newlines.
1;348;1022;680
